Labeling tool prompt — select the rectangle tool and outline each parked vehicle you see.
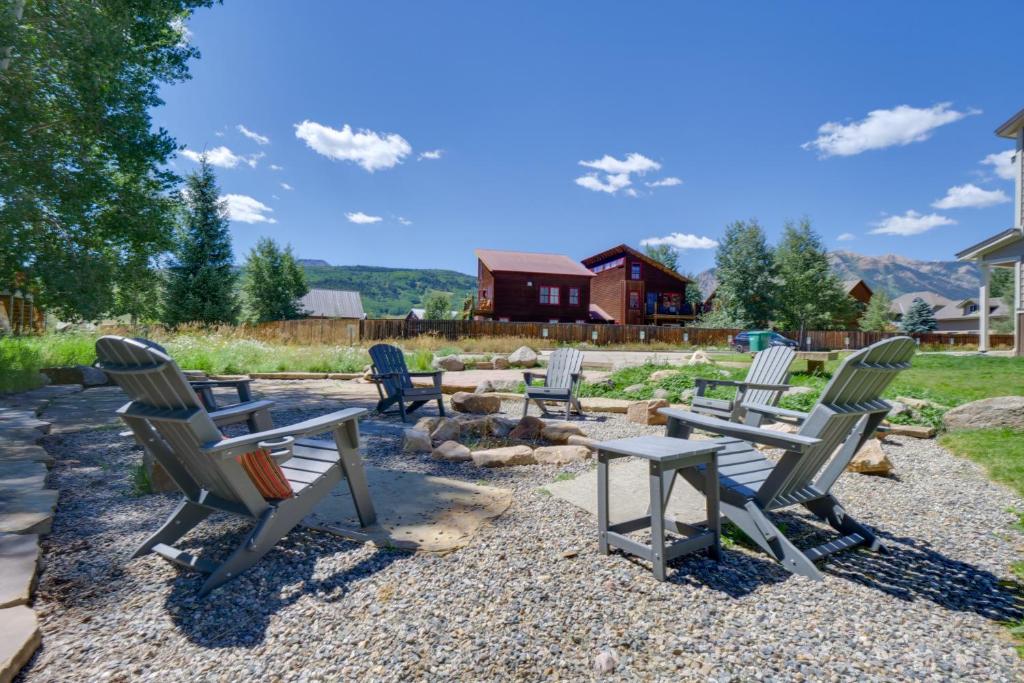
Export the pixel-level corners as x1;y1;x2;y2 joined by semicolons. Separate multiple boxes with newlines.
732;331;798;353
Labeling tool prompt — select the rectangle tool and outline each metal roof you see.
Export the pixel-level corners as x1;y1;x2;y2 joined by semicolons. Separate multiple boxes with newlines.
299;288;366;319
956;227;1022;260
580;244;693;284
888;291;956;315
475;249;594;277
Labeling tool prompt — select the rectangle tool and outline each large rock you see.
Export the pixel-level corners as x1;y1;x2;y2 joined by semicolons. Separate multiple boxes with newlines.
509;416;544;441
431;440;472;463
649;369;678;382
541;422;586;444
687;349;713;366
784;385;815;397
413;416;442;433
944;396;1024;430
847;439;893;476
897;396;941;410
534;445;591;465
0;534;39;609
0;605;40;683
886;423;936;439
627;399;669;425
508;346;539;368
488;416;519;438
40;365;108;386
886;401;911;418
402;429;432;453
450;391;501;415
652;388;670;400
434;355;465;372
457;416;492;438
472;445;536;468
623;383;645;394
492;355;510;370
430;417;461;444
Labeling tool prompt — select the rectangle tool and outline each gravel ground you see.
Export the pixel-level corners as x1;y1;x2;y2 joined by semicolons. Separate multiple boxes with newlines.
18;386;1024;682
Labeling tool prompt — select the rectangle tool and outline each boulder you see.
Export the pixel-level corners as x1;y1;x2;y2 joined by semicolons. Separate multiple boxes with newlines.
846;439;893;476
413;416;442;433
450;391;501;415
488;416;518;438
434;355;465;372
492;355;510;370
649;369;678;382
402;429;432;453
591;379;615;391
508;346;539;368
509;416;544;441
457;417;492;438
541;422;586;444
687;349;713;366
534;445;591;465
887;401;911;418
471;445;536;468
566;435;601;452
430;417;461;444
431;440;472;463
40;365;108;386
652;388;670;400
943;396;1024;430
627;399;669;425
491;379;522;392
623;383;645;394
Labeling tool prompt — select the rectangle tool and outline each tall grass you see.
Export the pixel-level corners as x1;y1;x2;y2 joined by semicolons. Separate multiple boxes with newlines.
0;334;99;392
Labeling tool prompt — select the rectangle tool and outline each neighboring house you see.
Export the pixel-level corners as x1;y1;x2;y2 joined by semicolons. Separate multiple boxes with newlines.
701;288;717;315
475;248;594;323
0;290;45;334
299;288;366;319
890;291;955;322
580;244;694;325
838;279;873;328
956;106;1024;356
934;297;1010;332
406;308;459;321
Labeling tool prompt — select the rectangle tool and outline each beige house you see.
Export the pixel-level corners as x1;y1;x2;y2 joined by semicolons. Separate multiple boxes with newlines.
956;107;1024;355
890;291;955;320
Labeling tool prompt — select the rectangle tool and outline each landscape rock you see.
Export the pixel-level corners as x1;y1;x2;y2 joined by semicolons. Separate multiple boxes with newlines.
591;379;615;391
887;400;911;418
0;534;39;609
413;416;442;434
886;423;936;439
687;349;713;366
430;417;462;444
487;416;519;438
784;385;815;397
649;369;678;382
0;605;40;683
434;355;465;372
509;416;544;441
0;489;59;535
847;439;894;475
456;417;492;438
943;396;1024;430
471;445;536;468
580;397;630;413
508;346;539;368
40;365;109;387
402;429;433;453
651;388;670;400
534;445;591;465
627;399;669;425
431;440;472;463
491;355;510;370
473;380;494;394
593;650;618;674
450;391;501;415
623;383;645;394
541;422;586;444
897;396;940;410
566;435;601;452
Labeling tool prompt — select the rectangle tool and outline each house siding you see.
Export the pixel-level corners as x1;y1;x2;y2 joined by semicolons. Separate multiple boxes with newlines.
584;249;689;324
485;267;592;322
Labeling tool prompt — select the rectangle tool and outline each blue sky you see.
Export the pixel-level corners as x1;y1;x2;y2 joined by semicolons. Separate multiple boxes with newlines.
159;1;1024;276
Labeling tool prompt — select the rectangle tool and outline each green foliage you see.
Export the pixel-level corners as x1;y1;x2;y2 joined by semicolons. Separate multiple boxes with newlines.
691;302;745;329
242;238;309;323
681;272;704;308
131;463;154;496
163;336;367;374
0;333;99;392
990;267;1014;302
899;297;937;333
773;219;851;336
163;158;240;325
0;0;214;321
302;264;475;317
859;291;895;332
111;254;164;326
643;244;679;272
578;362;745;403
405;349;435;372
713;220;775;328
423;291;452;320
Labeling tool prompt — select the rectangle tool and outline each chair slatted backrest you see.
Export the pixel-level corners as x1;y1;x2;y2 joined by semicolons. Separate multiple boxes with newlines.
740;345;796;407
758;337;916;508
369;344;413;397
95;336;267;514
545;348;584;390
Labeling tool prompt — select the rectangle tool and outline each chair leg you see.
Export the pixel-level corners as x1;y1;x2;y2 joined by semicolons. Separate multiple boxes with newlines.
522;397;530;418
398;399;408;422
721;500;824;580
803;494;883;552
564;399;571;420
200;508;295;596
133;499;211;559
335;419;377;527
436;396;445;417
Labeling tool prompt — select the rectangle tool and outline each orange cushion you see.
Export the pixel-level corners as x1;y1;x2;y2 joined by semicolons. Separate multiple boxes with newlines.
236;447;293;500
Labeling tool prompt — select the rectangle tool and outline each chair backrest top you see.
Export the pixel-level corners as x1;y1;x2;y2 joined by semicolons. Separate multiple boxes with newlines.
368;343;413;394
545;347;584;389
741;345;795;407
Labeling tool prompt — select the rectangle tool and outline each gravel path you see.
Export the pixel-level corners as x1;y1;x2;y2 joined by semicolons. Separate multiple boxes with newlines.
18;384;1024;681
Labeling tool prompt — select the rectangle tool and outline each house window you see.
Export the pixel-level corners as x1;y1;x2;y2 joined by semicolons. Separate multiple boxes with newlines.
630;263;641;280
568;287;580;305
539;286;560;305
629;291;640;309
967;303;978;313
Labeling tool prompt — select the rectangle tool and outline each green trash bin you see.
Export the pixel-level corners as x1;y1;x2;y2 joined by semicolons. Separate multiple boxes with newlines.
748;330;771;352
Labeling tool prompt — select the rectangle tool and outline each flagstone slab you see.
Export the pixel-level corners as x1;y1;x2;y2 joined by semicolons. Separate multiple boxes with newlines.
0;489;59;535
0;534;39;609
0;444;54;468
0;461;47;493
0;605;40;683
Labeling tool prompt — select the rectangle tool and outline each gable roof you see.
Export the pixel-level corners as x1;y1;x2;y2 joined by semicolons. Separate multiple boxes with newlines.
580;244;692;284
937;297;1011;320
475;249;594;277
299;288;365;319
996;106;1024;139
843;278;872;295
889;291;955;315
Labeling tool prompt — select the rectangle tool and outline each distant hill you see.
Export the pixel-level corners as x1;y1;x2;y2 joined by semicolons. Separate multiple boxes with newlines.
296;259;330;267
697;250;981;302
300;263;476;317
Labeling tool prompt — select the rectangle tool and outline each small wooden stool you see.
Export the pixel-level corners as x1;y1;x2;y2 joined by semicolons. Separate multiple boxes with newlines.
596;436;723;581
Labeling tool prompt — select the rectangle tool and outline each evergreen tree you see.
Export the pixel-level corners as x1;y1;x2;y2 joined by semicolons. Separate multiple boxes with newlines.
990;267;1014;302
242;238;309;322
423;291;452;320
713;219;775;328
773;219;851;342
899;297;937;333
859;291;895;332
111;254;164;327
643;244;679;272
163;158;239;324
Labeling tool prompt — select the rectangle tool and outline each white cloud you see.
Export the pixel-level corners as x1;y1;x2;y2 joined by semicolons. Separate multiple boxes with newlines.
237;124;270;145
181;146;262;169
575;172;632;194
980;149;1016;181
575;153;664;196
269;164;283;171
418;149;443;161
397;216;413;225
869;210;955;236
346;211;383;224
222;194;276;224
640;233;718;250
931;183;1010;209
280;182;293;191
214;131;224;137
294;120;411;172
645;177;683;188
837;232;856;241
803;103;979;157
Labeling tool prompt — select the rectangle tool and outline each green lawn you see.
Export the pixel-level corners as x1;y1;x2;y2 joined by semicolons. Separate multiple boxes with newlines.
939;428;1024;499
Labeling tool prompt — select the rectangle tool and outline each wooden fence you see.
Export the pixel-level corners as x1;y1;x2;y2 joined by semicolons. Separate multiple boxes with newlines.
102;318;1016;351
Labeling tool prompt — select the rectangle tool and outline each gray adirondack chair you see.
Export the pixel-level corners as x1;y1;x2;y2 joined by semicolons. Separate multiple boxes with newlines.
523;347;584;419
95;336;377;596
369;343;444;422
690;345;795;425
661;336;915;580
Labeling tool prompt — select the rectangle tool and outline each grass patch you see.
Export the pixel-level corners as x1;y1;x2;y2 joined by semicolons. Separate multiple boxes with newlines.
553;472;576;482
939;428;1024;498
405;348;434;372
131;463;153;496
578;362;744;404
0;333;99;393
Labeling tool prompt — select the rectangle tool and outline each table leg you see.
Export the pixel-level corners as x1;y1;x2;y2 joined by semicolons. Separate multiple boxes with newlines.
597;452;609;555
705;456;721;562
649;463;667;581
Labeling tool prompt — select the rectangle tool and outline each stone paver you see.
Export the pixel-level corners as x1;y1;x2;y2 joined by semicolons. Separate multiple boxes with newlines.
0;489;59;535
0;605;40;683
0;534;39;609
0;461;47;492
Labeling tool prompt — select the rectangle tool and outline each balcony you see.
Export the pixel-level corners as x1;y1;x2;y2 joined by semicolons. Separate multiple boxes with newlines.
476;298;494;315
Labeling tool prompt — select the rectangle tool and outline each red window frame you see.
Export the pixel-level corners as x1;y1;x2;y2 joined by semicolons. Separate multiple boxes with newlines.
628;291;640;309
568;287;580;305
539;285;561;305
630;262;642;280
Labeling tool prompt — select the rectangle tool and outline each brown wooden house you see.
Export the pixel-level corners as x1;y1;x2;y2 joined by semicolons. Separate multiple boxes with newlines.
838;278;873;328
475;249;594;323
580;244;694;325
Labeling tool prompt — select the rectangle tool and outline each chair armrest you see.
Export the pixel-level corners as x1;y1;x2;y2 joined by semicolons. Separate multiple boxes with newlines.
659;408;821;453
743;403;809;424
737;382;791;392
203;408;368;460
523;371;546;385
190;379;252;389
209;399;275;425
408;370;443;376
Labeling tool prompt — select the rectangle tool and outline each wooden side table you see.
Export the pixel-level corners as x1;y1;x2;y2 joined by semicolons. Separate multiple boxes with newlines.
596;435;723;581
